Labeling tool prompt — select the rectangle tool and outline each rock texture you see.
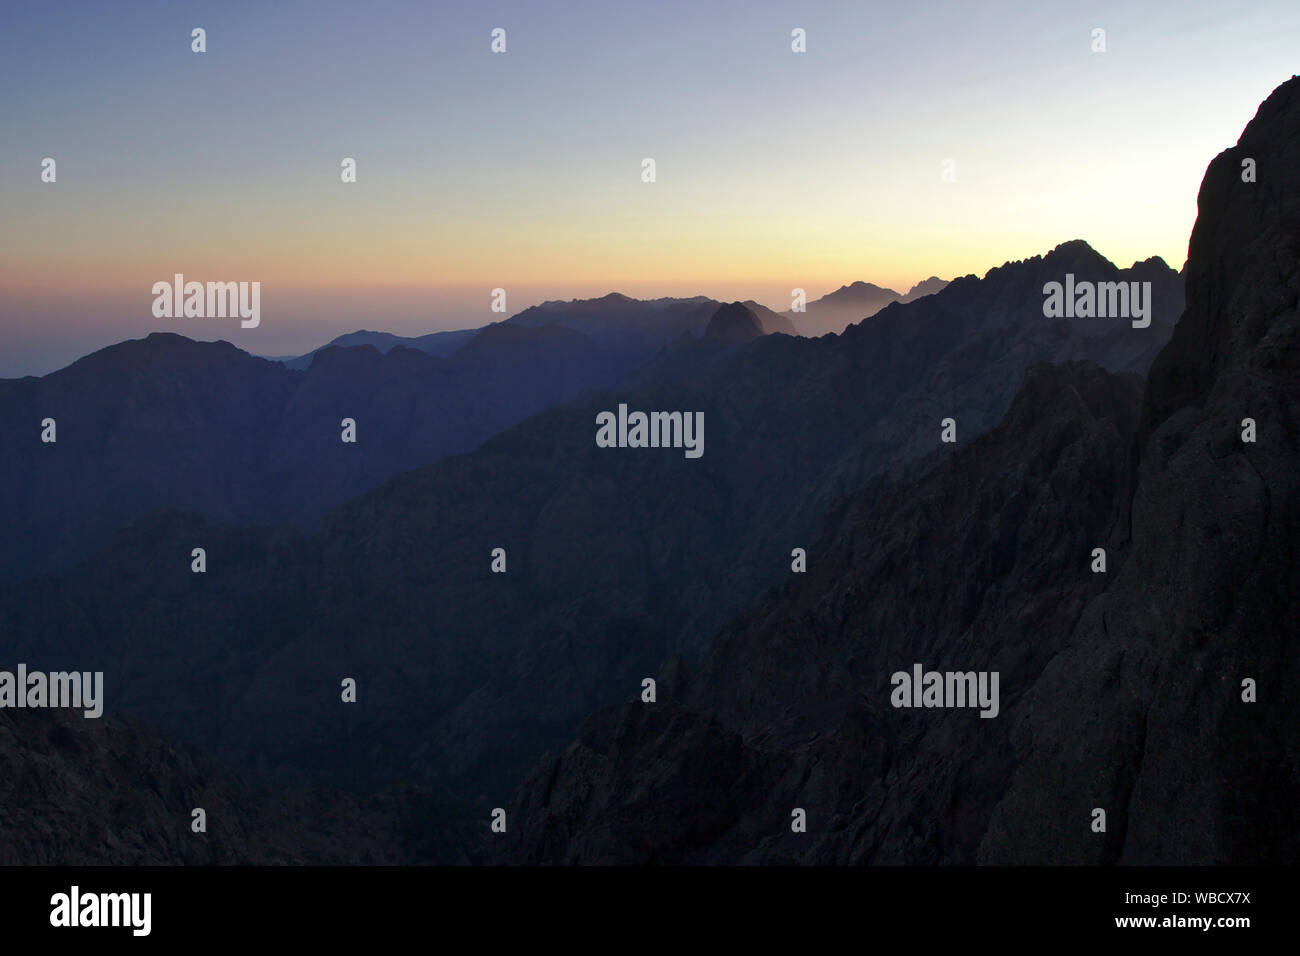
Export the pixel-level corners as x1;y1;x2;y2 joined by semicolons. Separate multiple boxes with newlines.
1;240;1178;814
981;74;1300;864
0;706;481;864
498;76;1300;865
500;361;1146;863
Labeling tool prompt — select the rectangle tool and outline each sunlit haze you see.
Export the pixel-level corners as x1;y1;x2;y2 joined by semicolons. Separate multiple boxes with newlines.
2;0;1297;375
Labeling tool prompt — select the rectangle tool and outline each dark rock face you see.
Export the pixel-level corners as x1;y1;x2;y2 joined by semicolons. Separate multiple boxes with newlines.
500;76;1300;865
0;327;622;580
1146;79;1300;432
0;237;1177;812
501;361;1146;863
0;706;480;865
981;75;1300;865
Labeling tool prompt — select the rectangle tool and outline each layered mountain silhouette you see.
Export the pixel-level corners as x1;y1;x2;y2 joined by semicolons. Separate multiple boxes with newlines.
6;69;1290;867
0;296;795;580
275;294;798;370
508;292;798;343
788;277;950;337
627;302;778;386
497;76;1300;864
274;328;478;369
902;277;949;302
703;301;767;342
1;235;1180;817
501;359;1146;863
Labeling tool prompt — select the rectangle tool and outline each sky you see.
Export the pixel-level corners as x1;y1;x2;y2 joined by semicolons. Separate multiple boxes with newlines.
1;0;1297;376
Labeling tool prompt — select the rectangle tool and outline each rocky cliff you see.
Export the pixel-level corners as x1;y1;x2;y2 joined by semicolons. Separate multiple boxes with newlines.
499;76;1300;865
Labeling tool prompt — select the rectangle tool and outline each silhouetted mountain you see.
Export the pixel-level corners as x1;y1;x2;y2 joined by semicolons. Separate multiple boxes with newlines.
823;279;900;304
278;296;799;369
0;289;813;581
508;292;796;343
789;280;903;336
738;300;799;336
630;303;779;387
0;330;639;580
0;703;479;864
497;76;1300;865
981;72;1300;864
501;360;1145;863
276;328;478;369
1;236;1180;816
703;302;765;343
901;276;949;302
788;277;950;337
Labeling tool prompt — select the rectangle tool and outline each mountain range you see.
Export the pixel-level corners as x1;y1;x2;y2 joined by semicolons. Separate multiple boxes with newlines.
2;238;1181;808
0;296;795;580
497;75;1300;865
787;277;950;337
3;74;1293;867
271;293;798;370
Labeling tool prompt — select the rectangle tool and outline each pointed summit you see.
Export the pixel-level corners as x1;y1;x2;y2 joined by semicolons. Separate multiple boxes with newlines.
1146;73;1300;430
901;277;948;302
1041;239;1116;273
792;281;904;336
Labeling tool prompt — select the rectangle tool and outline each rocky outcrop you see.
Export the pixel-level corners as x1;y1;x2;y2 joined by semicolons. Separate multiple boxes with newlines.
500;361;1146;863
0;706;481;864
1;235;1180;810
980;75;1300;864
501;75;1300;865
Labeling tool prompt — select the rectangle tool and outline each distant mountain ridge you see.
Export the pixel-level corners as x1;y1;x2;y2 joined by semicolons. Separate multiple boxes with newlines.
0;324;621;579
273;293;799;370
274;328;478;370
0;294;802;580
495;75;1300;866
2;239;1182;814
703;301;766;342
787;276;950;337
902;276;948;302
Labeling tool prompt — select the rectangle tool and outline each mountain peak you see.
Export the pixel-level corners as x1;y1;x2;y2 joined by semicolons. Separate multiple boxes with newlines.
1146;73;1300;430
901;276;949;302
62;333;254;377
1041;239;1115;272
826;279;900;301
703;302;764;342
